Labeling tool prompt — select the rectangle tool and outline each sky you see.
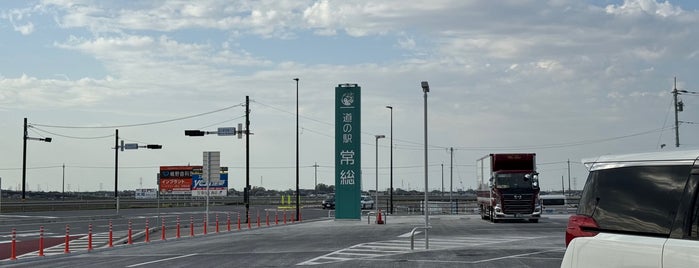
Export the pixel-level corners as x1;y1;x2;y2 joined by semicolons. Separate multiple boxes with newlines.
1;0;699;194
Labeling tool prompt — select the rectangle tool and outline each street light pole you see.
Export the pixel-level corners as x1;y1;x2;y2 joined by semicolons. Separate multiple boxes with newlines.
385;106;393;214
421;81;430;249
375;135;385;218
294;77;300;221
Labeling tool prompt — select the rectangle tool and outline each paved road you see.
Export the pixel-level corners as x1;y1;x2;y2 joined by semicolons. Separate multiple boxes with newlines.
0;205;329;260
2;212;569;267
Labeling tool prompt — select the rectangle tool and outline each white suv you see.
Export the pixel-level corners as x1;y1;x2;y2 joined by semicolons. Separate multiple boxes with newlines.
562;150;699;268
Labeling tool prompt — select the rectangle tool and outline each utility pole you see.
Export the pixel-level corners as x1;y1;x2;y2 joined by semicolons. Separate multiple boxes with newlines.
673;77;681;148
62;164;65;199
449;147;453;211
313;162;319;194
245;96;251;224
22;118;27;201
441;163;444;197
115;129;119;214
567;159;571;193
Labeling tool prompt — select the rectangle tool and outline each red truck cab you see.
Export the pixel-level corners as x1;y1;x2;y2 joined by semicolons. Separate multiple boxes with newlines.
477;154;541;223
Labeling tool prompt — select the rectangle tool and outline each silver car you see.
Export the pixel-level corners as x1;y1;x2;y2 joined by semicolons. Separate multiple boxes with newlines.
360;195;374;209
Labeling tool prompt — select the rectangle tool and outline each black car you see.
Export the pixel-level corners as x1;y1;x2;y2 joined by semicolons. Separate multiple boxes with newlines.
322;196;335;209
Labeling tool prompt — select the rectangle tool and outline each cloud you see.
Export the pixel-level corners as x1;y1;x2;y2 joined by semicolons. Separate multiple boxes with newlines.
2;7;36;35
605;0;683;17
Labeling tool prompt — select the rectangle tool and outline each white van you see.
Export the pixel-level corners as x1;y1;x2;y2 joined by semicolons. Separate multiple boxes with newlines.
539;194;567;214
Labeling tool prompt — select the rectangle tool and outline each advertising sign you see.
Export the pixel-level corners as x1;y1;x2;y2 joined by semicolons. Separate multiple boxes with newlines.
159;166;197;195
135;188;157;199
335;84;361;220
191;168;228;197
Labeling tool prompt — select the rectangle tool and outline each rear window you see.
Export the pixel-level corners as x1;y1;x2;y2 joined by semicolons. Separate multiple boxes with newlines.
578;165;691;235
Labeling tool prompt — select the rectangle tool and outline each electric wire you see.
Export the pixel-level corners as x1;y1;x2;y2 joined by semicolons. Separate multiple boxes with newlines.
30;103;244;129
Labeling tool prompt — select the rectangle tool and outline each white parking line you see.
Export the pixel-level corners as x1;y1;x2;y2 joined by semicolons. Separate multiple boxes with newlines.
298;235;544;265
125;253;198;267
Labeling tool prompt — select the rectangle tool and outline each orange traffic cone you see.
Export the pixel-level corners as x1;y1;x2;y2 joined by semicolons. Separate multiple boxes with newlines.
377;209;384;224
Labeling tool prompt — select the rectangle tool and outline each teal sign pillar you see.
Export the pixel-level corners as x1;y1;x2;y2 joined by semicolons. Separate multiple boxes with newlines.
335;84;361;220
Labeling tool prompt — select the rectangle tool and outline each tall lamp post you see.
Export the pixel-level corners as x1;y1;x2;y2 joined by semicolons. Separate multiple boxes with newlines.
114;130;162;215
421;81;430;249
385;106;394;214
294;77;300;221
375;135;385;218
22;117;52;201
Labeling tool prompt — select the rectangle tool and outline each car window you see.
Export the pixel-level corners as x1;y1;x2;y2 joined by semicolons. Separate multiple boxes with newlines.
578;165;691;235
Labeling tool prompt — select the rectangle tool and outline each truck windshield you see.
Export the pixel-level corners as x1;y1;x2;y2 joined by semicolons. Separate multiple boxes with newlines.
494;173;532;189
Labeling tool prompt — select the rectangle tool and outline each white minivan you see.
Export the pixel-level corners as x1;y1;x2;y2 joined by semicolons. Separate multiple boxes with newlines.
562;150;699;268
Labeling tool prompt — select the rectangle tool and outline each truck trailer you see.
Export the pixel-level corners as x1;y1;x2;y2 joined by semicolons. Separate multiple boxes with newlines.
476;153;541;223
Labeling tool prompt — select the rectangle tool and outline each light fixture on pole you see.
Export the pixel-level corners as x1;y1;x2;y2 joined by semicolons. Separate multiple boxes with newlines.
375;135;385;218
385;105;393;214
22;117;52;201
421;80;430;249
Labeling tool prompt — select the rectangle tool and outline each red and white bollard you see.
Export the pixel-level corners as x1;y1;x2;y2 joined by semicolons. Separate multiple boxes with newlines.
275;211;279;225
145;219;150;243
237;212;241;230
283;210;287;224
39;226;45;256
161;217;166;241
266;210;270;226
257;210;261;228
64;224;71;253
108;221;113;247
203;217;208;235
176;216;181;238
216;214;220;233
247;213;251;230
227;212;231;232
190;216;194;237
11;228;17;260
87;223;93;251
128;220;133;245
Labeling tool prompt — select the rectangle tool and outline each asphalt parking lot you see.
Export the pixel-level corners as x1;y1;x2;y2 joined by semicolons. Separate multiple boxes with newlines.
3;212;569;267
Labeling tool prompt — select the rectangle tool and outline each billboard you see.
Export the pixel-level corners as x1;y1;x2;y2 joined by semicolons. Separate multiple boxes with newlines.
191;168;229;197
135;188;157;199
159;166;197;195
335;84;361;220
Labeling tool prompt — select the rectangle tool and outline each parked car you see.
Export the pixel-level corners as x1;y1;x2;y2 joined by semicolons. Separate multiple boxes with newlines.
321;195;335;209
360;195;374;209
562;150;699;268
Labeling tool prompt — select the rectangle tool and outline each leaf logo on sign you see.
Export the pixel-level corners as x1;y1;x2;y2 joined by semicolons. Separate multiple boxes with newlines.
341;93;354;106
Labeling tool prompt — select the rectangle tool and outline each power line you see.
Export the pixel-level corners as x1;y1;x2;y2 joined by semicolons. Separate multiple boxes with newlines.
30;103;244;129
31;126;114;140
452;127;671;150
